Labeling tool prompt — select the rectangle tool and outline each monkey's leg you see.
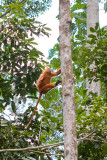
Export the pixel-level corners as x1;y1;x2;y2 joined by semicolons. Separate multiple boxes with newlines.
41;84;56;94
41;81;61;94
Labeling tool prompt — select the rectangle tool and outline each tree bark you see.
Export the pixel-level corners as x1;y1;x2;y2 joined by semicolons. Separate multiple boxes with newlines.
86;0;100;96
59;0;77;159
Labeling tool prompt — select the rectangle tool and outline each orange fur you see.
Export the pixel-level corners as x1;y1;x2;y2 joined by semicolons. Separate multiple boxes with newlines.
26;68;61;129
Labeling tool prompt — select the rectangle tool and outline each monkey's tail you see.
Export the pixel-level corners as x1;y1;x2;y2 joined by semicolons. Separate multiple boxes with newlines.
25;93;42;129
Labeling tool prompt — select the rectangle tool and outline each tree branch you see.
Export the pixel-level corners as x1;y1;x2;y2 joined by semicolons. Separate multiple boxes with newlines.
78;132;107;143
0;142;64;153
79;138;107;144
30;150;63;156
0;139;106;153
38;119;42;144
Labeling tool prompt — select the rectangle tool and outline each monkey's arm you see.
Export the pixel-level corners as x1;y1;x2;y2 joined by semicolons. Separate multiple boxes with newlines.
51;69;61;77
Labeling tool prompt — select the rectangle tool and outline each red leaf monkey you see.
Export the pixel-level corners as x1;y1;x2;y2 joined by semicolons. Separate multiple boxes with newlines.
26;68;61;129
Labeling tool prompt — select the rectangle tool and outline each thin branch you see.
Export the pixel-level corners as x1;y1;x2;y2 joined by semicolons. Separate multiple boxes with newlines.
46;154;53;160
38;119;42;143
30;150;63;156
80;138;107;144
78;132;107;143
41;143;63;151
37;119;52;160
78;132;94;140
0;142;64;153
0;138;106;153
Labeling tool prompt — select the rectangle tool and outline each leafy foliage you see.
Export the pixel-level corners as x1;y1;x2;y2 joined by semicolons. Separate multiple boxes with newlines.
0;0;52;18
83;25;107;88
0;1;51;112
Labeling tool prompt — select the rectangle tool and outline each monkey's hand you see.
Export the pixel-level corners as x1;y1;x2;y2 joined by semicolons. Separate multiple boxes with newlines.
55;80;62;86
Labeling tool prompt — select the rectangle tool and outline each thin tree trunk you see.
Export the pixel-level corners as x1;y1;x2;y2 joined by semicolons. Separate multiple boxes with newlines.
86;0;100;96
59;0;77;159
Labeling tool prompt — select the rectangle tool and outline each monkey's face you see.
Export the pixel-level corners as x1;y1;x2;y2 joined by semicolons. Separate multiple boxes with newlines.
43;68;51;75
47;68;51;73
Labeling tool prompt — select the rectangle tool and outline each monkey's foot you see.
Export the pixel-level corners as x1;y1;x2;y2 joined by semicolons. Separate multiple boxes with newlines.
56;80;62;86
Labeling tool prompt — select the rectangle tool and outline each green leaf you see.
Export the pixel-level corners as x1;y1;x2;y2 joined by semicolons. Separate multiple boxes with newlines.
88;34;96;39
90;27;95;32
11;101;16;113
95;22;99;30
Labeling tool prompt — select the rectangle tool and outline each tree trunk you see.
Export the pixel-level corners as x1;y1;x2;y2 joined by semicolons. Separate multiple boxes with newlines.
59;0;77;159
86;0;100;96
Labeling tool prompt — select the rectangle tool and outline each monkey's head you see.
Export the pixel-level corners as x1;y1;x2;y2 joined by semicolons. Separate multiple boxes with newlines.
47;68;51;72
42;68;52;76
44;68;51;73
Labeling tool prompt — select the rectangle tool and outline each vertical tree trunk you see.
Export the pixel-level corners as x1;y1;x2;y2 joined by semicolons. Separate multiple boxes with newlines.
59;0;77;159
86;0;100;96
